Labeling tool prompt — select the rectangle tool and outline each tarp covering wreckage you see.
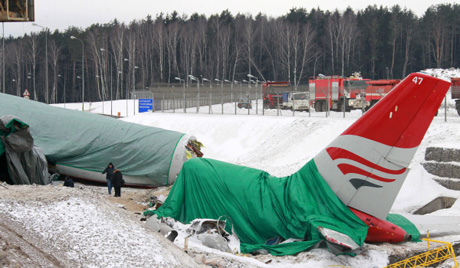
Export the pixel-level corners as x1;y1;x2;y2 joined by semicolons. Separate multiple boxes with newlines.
152;158;369;256
0;93;201;187
0;115;50;185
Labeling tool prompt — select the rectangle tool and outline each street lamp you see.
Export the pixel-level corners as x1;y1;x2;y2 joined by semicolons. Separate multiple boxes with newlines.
175;77;186;113
202;77;212;114
100;47;114;116
33;23;49;103
58;74;66;108
223;79;232;114
232;80;238;114
214;78;224;114
12;79;17;96
189;75;200;113
248;74;259;114
71;35;84;111
133;66;140;115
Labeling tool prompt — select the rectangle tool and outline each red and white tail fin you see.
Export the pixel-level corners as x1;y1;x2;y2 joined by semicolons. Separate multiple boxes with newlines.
314;73;451;220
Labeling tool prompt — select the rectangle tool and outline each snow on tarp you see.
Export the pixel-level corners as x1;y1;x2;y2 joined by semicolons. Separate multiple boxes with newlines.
152;158;368;256
0;93;185;186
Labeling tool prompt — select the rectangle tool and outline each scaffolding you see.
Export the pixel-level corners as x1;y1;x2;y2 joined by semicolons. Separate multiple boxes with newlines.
0;0;34;22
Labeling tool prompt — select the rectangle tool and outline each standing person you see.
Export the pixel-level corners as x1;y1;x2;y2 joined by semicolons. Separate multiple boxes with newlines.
112;169;124;197
102;162;115;195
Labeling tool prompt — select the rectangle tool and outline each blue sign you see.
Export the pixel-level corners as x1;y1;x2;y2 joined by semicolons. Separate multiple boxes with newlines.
139;99;153;113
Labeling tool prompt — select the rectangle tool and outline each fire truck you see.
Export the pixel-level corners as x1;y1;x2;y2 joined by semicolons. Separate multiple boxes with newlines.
308;75;369;112
364;79;401;109
262;81;290;109
451;78;460;115
309;74;401;112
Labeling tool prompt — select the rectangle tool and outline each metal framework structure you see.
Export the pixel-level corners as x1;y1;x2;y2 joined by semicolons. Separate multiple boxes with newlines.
0;0;34;22
385;238;458;268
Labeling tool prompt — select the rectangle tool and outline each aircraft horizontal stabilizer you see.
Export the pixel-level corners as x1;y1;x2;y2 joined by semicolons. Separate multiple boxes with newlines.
403;214;460;238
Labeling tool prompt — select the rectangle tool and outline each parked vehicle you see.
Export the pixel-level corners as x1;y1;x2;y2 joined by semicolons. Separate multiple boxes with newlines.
237;98;252;109
451;78;460;115
262;82;290;109
283;92;309;111
309;73;400;112
364;79;401;110
309;74;369;112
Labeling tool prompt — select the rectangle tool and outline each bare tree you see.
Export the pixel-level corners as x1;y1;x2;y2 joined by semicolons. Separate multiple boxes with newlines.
27;34;38;100
242;15;256;77
295;23;315;87
325;13;340;74
166;18;181;84
152;15;166;83
402;9;416;77
110;23;126;99
389;6;402;78
8;43;22;97
48;40;62;103
126;30;136;94
276;19;293;81
341;9;359;76
86;30;106;102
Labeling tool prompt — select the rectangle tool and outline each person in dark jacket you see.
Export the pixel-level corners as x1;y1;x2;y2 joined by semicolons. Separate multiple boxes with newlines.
102;162;114;195
112;169;124;197
63;175;74;187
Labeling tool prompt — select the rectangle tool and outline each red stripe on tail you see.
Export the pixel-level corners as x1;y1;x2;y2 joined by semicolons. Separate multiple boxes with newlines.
326;147;406;175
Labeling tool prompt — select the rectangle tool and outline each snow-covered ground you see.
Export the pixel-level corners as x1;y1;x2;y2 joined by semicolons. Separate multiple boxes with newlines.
1;69;460;267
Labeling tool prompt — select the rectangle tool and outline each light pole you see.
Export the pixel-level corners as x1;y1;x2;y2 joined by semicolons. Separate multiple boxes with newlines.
96;75;104;114
202;77;212;114
215;78;224;114
124;58;129;116
189;75;200;113
174;77;186;113
33;23;49;103
71;35;84;111
242;79;251;115
233;80;238;114
224;79;232;114
100;48;113;116
133;65;139;115
118;70;128;116
248;74;258;114
12;79;17;96
58;74;65;108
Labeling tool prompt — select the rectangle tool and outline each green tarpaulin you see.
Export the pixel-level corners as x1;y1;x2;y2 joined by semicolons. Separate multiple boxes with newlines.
386;214;421;242
153;158;369;256
0;93;185;186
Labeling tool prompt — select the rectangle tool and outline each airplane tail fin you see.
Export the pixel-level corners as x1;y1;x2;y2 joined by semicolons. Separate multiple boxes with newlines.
313;73;451;219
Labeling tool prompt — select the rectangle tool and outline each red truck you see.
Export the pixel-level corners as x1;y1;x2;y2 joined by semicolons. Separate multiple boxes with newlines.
309;75;401;112
364;79;401;109
262;81;290;109
451;78;460;115
308;75;369;112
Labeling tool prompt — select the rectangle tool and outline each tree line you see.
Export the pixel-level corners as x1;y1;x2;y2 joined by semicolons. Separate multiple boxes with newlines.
2;3;460;103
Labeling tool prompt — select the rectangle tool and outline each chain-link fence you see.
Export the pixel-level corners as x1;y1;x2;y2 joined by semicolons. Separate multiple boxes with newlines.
131;83;311;116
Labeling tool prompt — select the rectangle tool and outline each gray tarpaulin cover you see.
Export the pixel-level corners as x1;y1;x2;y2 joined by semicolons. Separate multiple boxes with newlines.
0;115;50;184
0;93;185;186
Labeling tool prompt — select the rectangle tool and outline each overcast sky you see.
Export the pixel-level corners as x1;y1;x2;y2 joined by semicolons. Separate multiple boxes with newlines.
4;0;456;37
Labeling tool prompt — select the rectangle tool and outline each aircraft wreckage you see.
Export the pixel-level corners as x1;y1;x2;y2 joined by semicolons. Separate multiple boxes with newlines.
0;93;203;187
148;73;460;256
